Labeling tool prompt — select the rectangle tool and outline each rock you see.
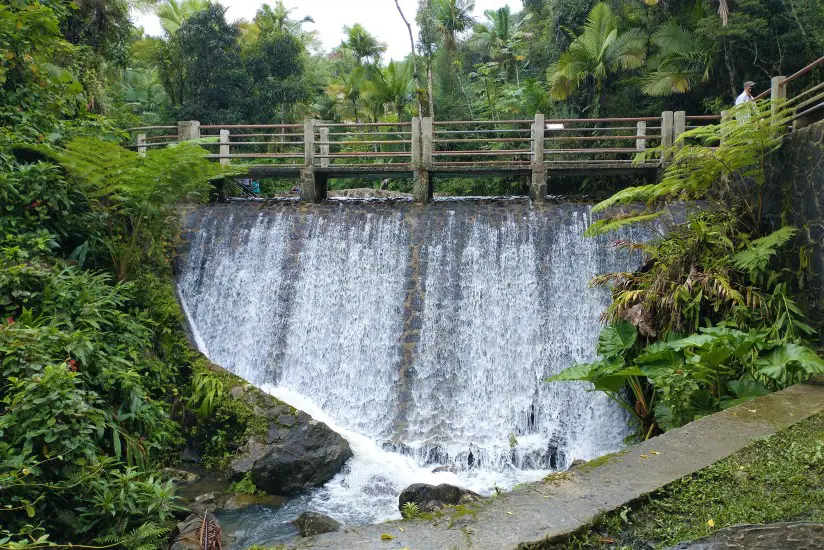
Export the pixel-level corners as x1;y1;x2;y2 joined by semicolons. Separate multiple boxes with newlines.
292;511;342;537
196;363;352;496
160;467;200;484
398;483;482;514
188;492;229;516
568;459;587;469
248;420;352;495
667;522;824;549
222;493;287;510
180;447;201;463
432;465;459;474
169;512;224;550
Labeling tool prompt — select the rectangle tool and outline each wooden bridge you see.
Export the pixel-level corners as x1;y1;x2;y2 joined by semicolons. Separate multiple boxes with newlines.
128;58;823;204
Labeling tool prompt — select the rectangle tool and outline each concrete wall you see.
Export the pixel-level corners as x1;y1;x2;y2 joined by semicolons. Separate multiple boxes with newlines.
765;120;824;333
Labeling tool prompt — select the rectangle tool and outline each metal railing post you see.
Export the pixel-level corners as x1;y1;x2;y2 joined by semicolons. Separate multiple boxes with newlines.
137;133;147;156
219;129;230;167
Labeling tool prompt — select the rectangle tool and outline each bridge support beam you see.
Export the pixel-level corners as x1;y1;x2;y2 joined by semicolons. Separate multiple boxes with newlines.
529;167;547;202
300;166;327;203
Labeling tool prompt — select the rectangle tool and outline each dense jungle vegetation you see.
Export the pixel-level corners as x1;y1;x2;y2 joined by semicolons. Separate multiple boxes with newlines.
0;0;822;548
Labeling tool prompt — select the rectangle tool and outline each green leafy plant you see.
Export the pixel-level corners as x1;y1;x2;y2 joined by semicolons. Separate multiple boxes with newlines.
401;501;422;519
549;100;823;436
229;472;259;495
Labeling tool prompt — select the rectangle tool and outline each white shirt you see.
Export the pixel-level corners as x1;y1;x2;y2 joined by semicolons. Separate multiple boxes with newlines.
735;91;753;105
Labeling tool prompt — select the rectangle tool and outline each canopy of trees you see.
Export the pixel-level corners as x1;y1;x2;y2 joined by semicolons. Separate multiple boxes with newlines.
90;0;824;129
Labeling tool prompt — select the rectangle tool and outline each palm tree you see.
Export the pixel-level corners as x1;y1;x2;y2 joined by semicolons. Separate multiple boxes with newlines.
546;2;645;111
431;0;475;112
242;2;320;50
328;66;369;122
342;23;387;66
472;6;530;85
432;0;475;53
365;61;413;122
643;23;715;96
155;0;209;35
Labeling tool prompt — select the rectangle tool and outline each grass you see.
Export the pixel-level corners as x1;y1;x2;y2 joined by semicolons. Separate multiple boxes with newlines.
554;411;824;549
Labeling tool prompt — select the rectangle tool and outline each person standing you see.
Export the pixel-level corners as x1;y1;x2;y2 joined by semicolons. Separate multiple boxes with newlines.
735;81;756;105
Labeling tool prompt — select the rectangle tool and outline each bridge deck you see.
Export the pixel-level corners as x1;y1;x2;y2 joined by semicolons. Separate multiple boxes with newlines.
242;161;660;180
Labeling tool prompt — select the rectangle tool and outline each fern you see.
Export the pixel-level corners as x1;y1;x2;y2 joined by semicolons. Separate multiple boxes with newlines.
731;226;797;276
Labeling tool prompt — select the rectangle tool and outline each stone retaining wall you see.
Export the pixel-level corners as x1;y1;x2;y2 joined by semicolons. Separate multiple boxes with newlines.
765;120;824;335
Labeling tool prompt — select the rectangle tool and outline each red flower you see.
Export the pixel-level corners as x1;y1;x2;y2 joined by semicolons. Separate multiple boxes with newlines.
5;317;13;325
66;359;78;372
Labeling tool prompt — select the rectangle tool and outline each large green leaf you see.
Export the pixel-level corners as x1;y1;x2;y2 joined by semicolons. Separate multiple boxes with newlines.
756;343;824;386
546;362;596;383
597;321;637;357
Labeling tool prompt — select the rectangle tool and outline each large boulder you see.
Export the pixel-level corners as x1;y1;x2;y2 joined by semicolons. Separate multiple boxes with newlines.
218;382;352;495
292;511;342;537
246;419;352;495
399;483;482;513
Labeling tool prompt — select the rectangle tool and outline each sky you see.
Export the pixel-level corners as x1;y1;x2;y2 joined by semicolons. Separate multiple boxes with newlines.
134;0;520;61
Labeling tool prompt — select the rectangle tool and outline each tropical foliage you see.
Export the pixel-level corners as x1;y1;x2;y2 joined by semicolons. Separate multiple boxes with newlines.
548;101;823;436
0;2;225;546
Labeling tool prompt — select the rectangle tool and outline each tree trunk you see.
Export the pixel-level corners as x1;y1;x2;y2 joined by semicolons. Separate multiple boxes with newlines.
395;0;423;116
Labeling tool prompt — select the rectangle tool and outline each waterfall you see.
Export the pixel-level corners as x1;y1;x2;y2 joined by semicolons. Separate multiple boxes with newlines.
177;199;642;527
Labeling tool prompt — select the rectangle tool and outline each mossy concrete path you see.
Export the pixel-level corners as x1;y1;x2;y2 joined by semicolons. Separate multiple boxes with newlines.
289;377;824;550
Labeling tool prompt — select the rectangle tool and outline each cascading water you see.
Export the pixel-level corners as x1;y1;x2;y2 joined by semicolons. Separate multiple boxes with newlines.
177;198;643;543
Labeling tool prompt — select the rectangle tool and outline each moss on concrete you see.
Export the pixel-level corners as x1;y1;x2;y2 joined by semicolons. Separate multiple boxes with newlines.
554;412;824;549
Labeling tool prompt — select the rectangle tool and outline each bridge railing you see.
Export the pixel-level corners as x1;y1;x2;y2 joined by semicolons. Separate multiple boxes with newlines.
124;55;824;175
199;123;304;167
310;121;413;169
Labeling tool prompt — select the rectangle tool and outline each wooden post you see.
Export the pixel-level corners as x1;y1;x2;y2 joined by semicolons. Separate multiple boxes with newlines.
177;120;200;141
530;113;547;203
673;111;686;148
137;133;147;157
219;129;230;167
636;121;646;151
319;127;330;169
661;111;674;162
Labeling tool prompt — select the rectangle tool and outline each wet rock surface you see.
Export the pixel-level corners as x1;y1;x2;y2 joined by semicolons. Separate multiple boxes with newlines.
293;511;342;537
222;493;287;511
668;522;824;549
226;383;352;495
399;483;481;513
283;380;824;549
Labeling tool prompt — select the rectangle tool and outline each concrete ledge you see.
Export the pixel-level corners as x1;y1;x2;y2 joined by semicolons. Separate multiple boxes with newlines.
290;376;824;550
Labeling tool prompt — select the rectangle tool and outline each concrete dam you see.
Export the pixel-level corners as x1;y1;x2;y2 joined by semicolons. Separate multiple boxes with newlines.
176;198;647;535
